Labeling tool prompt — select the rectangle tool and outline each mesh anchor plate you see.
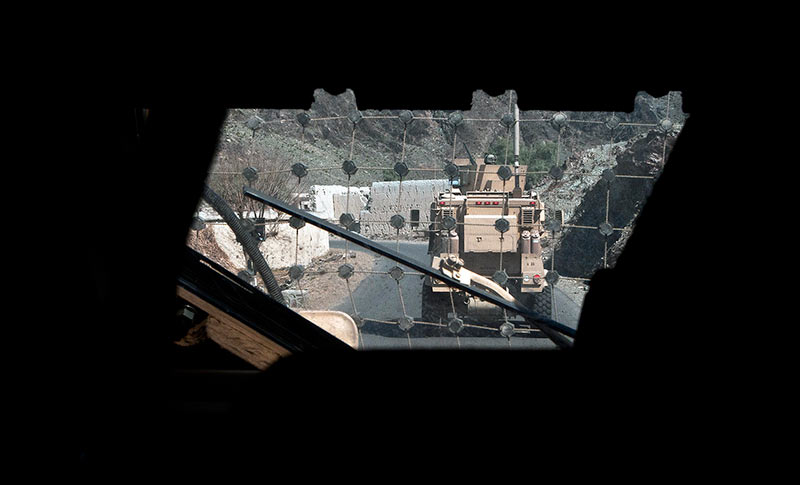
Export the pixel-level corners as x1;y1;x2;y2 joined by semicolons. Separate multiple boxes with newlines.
393;161;409;178
245;116;261;131
342;159;358;176
237;270;256;284
398;110;414;125
348;111;363;125
296;112;311;127
602;168;616;185
492;270;509;286
442;216;457;231
398;315;415;332
289;216;306;230
190;217;206;231
549;165;564;180
338;263;355;280
339;213;356;229
448;111;463;127
443;163;459;179
552;112;568;129
390;214;405;230
448;317;464;335
291;162;308;179
242;166;258;182
288;265;305;281
494;218;510;233
388;266;405;281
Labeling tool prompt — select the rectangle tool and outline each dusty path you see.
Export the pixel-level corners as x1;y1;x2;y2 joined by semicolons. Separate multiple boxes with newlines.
329;239;426;322
327;238;584;349
329;238;584;327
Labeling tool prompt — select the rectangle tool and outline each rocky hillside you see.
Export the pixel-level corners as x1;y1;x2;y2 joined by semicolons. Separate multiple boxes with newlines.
536;128;682;278
209;88;688;279
217;89;686;185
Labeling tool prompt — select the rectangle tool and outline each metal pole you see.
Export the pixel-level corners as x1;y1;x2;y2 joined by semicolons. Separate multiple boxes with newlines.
514;104;520;165
513;104;521;197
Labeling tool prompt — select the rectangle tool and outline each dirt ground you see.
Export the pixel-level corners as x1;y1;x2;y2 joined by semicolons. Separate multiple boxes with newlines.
186;227;236;272
274;248;379;312
187;225;379;311
188;227;589;328
556;278;589;309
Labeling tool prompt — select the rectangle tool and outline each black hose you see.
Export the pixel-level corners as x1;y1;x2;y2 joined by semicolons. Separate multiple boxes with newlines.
201;184;286;304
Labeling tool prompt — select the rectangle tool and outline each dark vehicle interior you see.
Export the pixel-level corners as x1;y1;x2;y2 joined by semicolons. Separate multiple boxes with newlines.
72;70;757;474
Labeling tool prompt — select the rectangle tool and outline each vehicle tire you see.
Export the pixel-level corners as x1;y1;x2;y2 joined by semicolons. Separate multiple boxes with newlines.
526;284;553;319
420;286;453;324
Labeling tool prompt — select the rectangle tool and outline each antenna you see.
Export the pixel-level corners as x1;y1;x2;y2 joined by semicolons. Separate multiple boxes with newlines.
514;104;520;166
462;142;477;166
513;104;522;196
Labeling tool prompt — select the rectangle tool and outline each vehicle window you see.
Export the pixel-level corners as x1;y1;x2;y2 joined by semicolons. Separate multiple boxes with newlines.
188;89;687;350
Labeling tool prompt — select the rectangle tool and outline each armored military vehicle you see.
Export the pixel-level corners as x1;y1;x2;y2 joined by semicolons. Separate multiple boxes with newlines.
422;143;554;326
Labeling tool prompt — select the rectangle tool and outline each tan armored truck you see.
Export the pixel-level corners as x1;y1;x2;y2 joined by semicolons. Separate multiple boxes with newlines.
422;147;553;325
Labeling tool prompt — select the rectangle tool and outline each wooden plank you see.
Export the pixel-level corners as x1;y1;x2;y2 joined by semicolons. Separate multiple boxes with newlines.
177;286;291;370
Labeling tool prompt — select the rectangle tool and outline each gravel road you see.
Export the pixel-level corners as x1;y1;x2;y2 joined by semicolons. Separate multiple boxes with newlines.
328;237;584;350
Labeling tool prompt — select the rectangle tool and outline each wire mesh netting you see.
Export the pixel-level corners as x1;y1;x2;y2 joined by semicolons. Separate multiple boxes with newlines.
188;89;687;350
